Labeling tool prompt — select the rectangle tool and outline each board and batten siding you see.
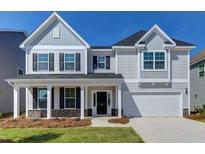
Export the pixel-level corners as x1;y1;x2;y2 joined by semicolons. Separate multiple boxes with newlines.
190;60;205;111
117;49;138;79
171;51;188;79
30;20;84;46
88;51;115;73
140;33;169;79
145;33;164;50
26;49;86;74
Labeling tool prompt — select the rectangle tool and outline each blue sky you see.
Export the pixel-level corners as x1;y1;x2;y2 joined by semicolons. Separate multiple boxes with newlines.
0;11;204;57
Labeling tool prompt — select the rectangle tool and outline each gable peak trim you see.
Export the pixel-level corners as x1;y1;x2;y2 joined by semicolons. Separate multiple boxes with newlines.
135;24;176;47
20;12;90;49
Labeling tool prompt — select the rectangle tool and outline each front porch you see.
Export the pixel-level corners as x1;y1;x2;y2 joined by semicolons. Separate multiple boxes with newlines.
8;74;123;119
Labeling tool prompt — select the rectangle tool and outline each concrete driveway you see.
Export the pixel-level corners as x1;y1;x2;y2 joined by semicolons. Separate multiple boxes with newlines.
130;118;205;143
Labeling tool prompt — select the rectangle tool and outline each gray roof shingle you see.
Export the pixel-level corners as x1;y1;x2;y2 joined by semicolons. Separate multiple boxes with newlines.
113;29;195;47
8;73;123;80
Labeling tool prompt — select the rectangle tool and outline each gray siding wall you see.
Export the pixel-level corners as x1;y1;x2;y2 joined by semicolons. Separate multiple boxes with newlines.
117;49;138;79
88;51;115;73
0;32;26;113
30;20;84;46
171;51;188;79
190;61;205;110
145;33;164;50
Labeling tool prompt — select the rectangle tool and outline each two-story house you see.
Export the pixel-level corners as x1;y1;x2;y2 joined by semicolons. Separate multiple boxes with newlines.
0;30;26;113
190;49;205;111
6;12;195;119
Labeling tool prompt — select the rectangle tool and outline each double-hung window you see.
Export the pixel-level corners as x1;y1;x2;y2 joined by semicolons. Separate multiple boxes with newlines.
64;54;75;70
65;88;76;108
199;64;204;77
143;51;166;70
38;54;49;71
155;52;165;69
97;56;106;69
38;88;47;109
143;52;154;69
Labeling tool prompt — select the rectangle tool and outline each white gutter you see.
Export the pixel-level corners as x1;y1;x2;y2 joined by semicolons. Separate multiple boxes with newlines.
7;80;14;88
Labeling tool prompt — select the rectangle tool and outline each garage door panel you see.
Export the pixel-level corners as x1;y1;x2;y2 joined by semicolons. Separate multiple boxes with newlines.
123;92;181;117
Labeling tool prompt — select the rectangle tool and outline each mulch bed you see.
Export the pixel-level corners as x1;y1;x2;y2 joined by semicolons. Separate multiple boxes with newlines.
185;114;205;120
108;116;129;124
0;117;91;128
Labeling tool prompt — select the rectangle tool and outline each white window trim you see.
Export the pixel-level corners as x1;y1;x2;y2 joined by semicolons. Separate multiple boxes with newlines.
64;87;76;109
64;53;76;71
37;53;49;71
198;63;205;77
97;55;106;70
141;50;167;72
37;87;47;110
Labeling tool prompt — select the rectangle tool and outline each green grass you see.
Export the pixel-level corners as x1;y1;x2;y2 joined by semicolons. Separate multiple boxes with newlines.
0;127;144;143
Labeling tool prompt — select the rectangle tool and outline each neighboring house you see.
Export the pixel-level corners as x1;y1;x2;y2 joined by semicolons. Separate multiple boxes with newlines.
190;50;205;111
0;30;26;113
6;12;195;119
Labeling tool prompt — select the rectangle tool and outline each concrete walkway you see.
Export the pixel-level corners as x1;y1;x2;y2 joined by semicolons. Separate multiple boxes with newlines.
130;117;205;143
91;117;131;127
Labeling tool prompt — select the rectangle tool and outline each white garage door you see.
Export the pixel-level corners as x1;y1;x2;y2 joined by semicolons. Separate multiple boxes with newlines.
123;92;182;117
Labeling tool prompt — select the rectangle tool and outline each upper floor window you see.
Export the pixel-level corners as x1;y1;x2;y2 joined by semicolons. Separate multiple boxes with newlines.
199;64;204;77
17;68;24;76
93;55;110;70
38;54;49;71
143;50;166;71
97;56;106;69
64;54;75;70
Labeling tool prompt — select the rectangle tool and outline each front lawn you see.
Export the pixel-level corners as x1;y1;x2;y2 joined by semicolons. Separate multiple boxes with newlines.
0;127;144;143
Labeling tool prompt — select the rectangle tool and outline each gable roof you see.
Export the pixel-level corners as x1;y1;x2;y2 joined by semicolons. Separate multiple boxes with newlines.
20;12;90;49
191;49;205;65
113;26;195;47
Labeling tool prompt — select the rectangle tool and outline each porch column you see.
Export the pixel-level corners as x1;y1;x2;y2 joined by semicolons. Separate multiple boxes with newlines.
47;85;52;119
80;85;85;119
117;84;122;118
85;85;88;110
13;86;20;118
25;88;29;118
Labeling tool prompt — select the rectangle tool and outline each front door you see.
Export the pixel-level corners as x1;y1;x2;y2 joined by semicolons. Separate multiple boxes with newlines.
97;92;107;114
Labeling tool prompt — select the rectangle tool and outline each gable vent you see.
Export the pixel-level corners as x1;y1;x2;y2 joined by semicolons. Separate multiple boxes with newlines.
53;27;60;39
